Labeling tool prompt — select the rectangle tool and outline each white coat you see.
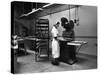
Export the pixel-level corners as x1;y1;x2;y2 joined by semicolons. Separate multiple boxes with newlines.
51;26;60;58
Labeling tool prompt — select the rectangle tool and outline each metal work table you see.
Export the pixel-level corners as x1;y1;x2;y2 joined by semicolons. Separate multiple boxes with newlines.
58;37;88;64
58;37;88;54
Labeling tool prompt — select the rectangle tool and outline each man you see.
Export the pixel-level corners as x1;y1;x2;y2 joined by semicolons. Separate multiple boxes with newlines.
51;22;60;65
61;17;77;65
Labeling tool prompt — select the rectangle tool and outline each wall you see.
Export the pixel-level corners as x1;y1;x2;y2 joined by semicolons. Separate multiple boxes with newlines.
14;18;36;36
39;6;97;37
75;38;97;56
39;5;97;56
14;7;36;36
75;6;97;37
18;19;36;36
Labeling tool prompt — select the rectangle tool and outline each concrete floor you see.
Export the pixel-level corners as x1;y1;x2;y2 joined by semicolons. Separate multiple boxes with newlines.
15;51;97;74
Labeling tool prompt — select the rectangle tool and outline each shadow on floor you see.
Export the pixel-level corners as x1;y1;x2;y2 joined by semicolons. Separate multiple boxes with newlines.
15;53;97;74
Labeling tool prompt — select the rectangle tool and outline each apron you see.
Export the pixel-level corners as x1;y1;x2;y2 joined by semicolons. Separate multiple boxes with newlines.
51;26;60;58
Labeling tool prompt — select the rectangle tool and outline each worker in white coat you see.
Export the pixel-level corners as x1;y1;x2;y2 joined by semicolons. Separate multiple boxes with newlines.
51;22;60;65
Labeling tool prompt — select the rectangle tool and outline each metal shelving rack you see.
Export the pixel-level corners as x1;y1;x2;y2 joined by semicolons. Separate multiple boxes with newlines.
35;19;49;61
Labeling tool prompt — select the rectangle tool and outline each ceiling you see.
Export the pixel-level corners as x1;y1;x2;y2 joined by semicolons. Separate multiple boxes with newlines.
12;1;79;20
12;1;48;17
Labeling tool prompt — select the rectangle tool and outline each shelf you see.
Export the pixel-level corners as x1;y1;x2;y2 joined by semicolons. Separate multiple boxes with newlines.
35;19;49;60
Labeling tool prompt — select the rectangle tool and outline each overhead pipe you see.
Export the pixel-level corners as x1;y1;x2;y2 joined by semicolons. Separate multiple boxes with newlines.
42;3;54;8
19;3;54;17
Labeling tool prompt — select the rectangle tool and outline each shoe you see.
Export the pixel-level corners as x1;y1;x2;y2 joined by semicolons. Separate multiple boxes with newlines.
51;62;59;65
51;58;59;66
67;59;75;65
